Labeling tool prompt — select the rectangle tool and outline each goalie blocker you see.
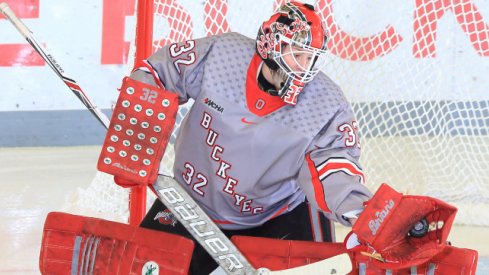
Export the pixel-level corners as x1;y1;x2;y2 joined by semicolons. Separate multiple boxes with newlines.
39;212;194;275
97;76;178;187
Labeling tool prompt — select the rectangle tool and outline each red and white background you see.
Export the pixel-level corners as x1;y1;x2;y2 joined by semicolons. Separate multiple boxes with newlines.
1;0;489;273
1;0;488;109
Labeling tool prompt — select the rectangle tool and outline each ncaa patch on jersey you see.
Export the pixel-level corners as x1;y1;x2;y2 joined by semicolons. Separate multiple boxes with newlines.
203;97;224;113
142;261;159;275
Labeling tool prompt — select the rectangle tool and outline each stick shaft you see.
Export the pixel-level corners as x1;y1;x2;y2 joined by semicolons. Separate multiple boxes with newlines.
0;2;110;128
153;176;259;275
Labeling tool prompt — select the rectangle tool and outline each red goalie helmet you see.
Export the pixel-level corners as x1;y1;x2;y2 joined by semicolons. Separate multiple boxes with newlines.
256;2;328;104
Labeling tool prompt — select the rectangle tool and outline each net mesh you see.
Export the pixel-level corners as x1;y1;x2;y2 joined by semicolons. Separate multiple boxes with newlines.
68;0;489;226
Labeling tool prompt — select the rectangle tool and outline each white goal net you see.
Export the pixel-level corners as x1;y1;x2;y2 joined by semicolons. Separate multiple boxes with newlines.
68;0;489;226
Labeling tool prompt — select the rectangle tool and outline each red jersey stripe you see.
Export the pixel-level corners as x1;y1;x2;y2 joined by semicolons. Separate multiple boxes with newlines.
317;159;365;183
306;153;332;213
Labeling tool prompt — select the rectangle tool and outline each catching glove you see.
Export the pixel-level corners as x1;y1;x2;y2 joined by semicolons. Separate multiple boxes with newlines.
348;183;457;270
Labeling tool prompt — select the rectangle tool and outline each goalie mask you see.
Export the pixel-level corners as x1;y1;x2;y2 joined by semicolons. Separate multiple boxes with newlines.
256;2;328;104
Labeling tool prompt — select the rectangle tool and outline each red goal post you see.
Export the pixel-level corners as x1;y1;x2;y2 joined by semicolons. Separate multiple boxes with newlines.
127;0;154;226
72;0;489;227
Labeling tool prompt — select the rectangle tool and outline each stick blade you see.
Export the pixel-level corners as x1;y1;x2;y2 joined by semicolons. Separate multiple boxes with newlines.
271;253;352;274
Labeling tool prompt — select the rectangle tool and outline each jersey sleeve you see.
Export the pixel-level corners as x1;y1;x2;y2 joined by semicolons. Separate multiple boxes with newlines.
298;102;372;226
129;35;216;103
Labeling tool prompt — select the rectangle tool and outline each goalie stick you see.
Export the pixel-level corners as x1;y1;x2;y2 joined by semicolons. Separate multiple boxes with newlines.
0;2;110;128
1;3;351;274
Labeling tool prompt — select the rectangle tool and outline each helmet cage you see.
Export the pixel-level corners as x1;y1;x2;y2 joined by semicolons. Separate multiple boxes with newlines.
272;34;328;84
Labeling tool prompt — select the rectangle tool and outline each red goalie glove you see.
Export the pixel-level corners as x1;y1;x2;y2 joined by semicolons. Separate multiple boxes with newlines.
97;76;178;187
349;183;458;270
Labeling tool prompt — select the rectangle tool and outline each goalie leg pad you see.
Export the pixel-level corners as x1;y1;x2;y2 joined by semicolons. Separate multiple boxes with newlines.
231;236;478;274
231;236;346;271
39;212;194;275
350;245;478;274
97;76;179;187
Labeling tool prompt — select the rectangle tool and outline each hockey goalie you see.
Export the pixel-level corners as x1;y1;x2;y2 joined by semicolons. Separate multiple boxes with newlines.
40;67;479;274
38;1;478;273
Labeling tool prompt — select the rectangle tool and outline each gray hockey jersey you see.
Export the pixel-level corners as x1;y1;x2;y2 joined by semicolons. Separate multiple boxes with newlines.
131;32;372;230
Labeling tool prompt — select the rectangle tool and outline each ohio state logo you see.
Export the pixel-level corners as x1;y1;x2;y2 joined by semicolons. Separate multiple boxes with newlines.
154;209;178;226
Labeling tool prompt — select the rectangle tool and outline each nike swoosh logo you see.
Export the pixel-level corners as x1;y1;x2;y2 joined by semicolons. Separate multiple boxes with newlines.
241;117;257;125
